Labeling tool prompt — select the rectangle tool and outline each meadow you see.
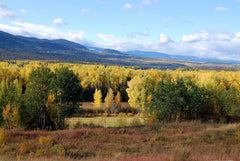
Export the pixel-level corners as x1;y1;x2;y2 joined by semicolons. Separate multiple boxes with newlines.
66;116;145;128
0;122;240;161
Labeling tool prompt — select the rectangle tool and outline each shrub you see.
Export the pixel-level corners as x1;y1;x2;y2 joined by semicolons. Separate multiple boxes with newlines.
147;113;158;124
39;135;54;146
51;144;65;157
0;129;6;145
35;148;47;157
20;142;30;153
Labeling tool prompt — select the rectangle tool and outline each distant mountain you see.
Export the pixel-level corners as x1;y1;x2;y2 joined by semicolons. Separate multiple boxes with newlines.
126;50;240;64
0;30;190;69
1;30;239;69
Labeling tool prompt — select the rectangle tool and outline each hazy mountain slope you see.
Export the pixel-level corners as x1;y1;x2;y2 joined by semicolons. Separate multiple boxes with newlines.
2;30;238;69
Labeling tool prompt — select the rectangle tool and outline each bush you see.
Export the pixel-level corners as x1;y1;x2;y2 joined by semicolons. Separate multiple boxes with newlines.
0;129;6;145
147;113;158;124
51;144;65;156
39;135;54;146
35;148;47;157
20;142;30;153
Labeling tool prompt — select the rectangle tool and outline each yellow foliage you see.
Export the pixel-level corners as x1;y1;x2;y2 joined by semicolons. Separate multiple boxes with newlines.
39;135;54;146
147;95;152;103
0;129;7;145
126;76;144;109
104;88;114;109
35;148;47;157
20;142;30;153
147;113;158;124
46;94;55;107
2;103;20;128
93;89;102;109
115;91;121;108
2;103;11;123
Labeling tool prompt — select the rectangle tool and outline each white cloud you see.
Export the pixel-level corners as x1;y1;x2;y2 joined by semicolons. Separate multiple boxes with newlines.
159;34;172;43
20;9;27;14
215;6;230;11
0;21;88;44
0;2;17;20
123;3;133;9
96;31;240;61
80;9;89;15
53;18;67;26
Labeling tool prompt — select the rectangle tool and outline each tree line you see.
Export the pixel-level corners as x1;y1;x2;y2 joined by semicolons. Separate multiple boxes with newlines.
0;61;240;130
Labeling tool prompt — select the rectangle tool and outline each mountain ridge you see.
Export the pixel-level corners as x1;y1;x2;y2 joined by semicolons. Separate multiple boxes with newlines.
0;30;239;69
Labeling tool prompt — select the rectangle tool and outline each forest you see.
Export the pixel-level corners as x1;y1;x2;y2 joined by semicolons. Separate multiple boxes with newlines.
0;60;240;130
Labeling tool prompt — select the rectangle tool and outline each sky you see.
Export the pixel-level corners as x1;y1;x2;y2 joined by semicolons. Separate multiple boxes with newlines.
0;0;240;60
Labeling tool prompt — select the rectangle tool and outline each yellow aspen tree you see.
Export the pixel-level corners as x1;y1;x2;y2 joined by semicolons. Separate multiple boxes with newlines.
2;103;20;129
115;91;121;108
126;76;144;109
93;89;102;109
104;88;114;109
2;103;11;129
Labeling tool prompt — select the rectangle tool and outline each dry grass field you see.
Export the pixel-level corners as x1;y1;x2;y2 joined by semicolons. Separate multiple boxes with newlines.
0;122;240;161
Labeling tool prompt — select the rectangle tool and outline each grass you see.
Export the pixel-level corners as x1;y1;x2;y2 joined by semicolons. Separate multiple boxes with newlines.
0;122;240;161
66;116;146;128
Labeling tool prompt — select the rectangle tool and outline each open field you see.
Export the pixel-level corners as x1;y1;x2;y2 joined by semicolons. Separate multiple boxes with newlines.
66;116;146;128
0;122;240;161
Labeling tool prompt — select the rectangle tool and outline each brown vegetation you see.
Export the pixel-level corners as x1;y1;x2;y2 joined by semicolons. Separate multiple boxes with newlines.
0;122;240;161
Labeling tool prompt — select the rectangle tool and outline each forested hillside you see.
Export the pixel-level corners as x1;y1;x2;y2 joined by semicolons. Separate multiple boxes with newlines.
0;31;190;69
0;61;240;130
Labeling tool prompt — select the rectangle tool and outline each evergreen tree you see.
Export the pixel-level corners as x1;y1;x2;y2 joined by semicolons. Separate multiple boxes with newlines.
52;67;82;129
24;66;55;130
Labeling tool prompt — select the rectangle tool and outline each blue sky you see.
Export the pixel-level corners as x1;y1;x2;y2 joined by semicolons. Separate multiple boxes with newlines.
0;0;240;60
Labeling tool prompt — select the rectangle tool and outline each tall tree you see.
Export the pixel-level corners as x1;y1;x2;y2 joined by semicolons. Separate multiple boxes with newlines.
104;88;114;110
126;76;146;111
93;89;102;109
24;66;55;130
52;67;82;129
115;91;121;108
